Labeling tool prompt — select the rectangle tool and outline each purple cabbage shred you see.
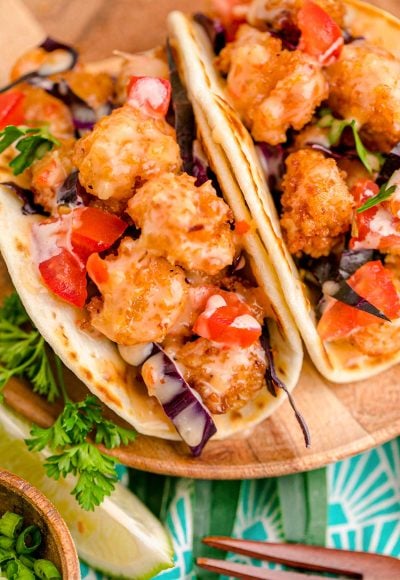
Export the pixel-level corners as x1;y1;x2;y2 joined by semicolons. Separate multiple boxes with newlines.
260;325;311;448
2;182;49;216
193;13;226;55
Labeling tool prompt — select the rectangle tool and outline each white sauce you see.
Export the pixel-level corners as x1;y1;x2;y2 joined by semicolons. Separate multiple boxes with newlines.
118;343;154;367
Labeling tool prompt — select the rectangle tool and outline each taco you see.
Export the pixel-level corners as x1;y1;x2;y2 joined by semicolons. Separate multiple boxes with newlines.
0;36;304;455
167;0;400;383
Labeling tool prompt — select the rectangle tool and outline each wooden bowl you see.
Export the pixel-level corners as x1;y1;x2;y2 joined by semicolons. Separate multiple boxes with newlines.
0;469;80;578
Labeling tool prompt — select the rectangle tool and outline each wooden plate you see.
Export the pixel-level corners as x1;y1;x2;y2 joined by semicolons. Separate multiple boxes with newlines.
2;0;400;479
2;251;400;478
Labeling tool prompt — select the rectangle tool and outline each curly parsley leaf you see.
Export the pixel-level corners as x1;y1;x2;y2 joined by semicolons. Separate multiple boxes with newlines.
1;292;137;510
25;395;136;510
45;444;118;511
0;293;59;401
357;182;397;213
317;110;383;174
0;125;60;175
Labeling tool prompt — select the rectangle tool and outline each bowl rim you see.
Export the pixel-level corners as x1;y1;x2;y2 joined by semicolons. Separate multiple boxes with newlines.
0;469;80;578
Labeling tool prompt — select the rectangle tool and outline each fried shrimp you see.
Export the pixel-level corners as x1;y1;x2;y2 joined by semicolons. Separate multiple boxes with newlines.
22;86;74;140
280;149;354;257
127;173;235;274
349;319;400;357
171;338;267;414
73;105;181;200
31;139;75;213
60;69;114;110
326;42;400;152
87;238;187;345
216;25;328;145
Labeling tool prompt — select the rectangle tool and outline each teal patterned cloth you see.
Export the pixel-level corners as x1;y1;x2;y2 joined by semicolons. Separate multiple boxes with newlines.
80;438;400;579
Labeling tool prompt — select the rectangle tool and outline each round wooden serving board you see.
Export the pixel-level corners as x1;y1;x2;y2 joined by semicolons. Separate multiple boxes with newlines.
1;0;400;478
2;255;400;479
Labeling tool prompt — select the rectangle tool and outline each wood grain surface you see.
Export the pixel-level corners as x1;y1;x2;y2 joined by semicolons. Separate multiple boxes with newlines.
22;0;400;56
1;0;399;478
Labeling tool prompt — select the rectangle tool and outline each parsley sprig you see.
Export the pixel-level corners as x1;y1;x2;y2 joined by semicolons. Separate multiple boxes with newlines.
356;182;397;213
0;125;60;175
0;294;59;402
0;292;137;511
318;109;383;174
26;395;136;510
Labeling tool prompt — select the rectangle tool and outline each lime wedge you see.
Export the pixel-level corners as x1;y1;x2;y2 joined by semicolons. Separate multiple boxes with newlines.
0;403;174;579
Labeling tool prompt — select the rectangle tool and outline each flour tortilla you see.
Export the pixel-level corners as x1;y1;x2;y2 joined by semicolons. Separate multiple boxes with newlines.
0;49;303;440
168;0;400;383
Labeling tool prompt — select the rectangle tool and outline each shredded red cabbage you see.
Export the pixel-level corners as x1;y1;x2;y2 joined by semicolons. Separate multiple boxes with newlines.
192;156;209;186
326;279;390;321
302;251;389;321
1;182;49;216
39;37;78;69
260;325;310;448
193;13;226;55
166;41;195;175
0;38;78;94
269;14;301;51
142;343;217;456
377;144;400;186
56;171;84;207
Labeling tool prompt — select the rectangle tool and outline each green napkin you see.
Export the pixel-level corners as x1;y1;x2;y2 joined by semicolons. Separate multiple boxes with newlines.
80;437;400;579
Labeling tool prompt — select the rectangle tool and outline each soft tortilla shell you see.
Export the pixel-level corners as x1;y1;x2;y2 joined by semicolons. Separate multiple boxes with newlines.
167;1;400;383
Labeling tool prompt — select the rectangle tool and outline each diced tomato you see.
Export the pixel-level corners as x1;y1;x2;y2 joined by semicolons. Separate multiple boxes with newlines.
318;261;400;341
193;291;261;347
127;76;171;117
87;253;109;285
0;91;26;129
39;249;87;308
33;207;127;307
297;1;344;65
71;207;127;262
234;220;250;235
350;179;400;252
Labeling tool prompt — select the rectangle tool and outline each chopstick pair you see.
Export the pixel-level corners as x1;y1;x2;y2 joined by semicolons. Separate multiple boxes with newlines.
197;536;400;579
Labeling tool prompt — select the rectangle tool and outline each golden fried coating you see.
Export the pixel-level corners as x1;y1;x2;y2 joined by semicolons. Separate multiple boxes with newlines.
22;86;74;140
87;238;187;345
247;0;345;28
31;139;75;213
173;338;267;414
336;158;370;190
326;42;400;153
73;105;181;200
127;173;235;275
350;320;400;356
216;25;328;145
280;149;354;257
61;68;114;110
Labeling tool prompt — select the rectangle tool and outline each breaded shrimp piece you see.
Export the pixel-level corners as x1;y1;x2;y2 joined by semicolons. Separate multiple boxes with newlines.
350;319;400;356
127;173;235;275
73;105;181;200
247;0;345;28
22;86;74;140
336;158;370;190
31;139;75;213
280;149;354;257
60;68;114;110
172;338;267;414
216;25;328;145
87;238;187;345
326;42;400;152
